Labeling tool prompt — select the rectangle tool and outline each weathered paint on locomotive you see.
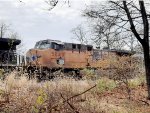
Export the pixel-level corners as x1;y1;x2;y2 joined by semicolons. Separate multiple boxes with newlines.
26;48;94;69
26;39;134;70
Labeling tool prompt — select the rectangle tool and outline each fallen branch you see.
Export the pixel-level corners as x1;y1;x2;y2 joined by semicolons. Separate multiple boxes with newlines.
65;84;96;102
137;99;150;106
60;93;79;113
49;84;97;111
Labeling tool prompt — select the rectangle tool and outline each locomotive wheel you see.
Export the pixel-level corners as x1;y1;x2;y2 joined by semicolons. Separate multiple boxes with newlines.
74;70;82;80
26;68;83;81
65;71;75;78
63;70;82;80
27;66;36;80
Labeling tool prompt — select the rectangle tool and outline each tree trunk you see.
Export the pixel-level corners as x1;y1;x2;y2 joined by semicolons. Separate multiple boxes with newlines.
123;0;150;99
143;44;150;99
139;0;150;99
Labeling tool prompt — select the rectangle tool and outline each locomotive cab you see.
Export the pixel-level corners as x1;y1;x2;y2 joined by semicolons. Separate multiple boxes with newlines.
34;40;64;50
26;39;65;68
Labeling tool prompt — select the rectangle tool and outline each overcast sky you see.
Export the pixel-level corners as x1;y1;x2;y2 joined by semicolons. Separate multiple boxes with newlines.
0;0;98;52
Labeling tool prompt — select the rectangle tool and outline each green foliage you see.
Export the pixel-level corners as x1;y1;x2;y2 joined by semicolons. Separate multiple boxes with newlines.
0;89;4;96
81;68;96;80
30;88;48;113
31;106;39;113
97;78;117;93
36;88;47;106
128;75;146;88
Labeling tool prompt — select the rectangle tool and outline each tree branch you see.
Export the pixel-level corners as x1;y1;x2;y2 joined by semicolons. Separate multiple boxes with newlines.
50;84;96;111
123;1;143;44
60;93;79;113
139;1;149;42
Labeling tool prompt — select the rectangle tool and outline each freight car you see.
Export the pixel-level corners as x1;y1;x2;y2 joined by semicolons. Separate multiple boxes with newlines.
0;38;25;72
26;39;133;80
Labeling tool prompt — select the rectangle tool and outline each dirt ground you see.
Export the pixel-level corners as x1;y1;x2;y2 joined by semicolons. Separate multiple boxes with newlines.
93;84;150;113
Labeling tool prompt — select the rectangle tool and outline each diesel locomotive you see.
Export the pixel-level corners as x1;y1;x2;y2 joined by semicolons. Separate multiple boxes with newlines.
26;39;133;79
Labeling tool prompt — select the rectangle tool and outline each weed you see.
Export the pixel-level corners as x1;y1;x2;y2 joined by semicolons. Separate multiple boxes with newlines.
128;75;146;88
97;78;117;93
0;69;5;80
81;68;96;80
0;71;149;113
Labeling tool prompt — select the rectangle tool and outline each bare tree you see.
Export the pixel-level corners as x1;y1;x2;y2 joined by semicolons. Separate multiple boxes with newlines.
8;31;25;54
45;0;70;10
84;0;150;99
134;41;143;53
90;18;125;50
122;1;150;99
44;0;150;98
71;24;89;44
120;34;138;52
0;22;24;54
0;22;9;38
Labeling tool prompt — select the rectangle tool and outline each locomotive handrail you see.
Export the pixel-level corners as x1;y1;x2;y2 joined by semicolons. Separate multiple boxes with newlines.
0;50;17;58
0;50;17;54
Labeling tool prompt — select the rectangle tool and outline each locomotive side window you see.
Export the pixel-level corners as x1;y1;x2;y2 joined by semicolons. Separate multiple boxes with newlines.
51;42;64;50
35;41;51;49
72;44;76;49
40;42;51;49
77;44;81;49
87;46;93;51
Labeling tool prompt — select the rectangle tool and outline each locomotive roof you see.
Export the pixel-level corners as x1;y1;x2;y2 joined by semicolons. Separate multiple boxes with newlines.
102;49;135;56
0;38;21;50
37;39;64;45
0;38;21;45
64;42;92;46
37;39;93;47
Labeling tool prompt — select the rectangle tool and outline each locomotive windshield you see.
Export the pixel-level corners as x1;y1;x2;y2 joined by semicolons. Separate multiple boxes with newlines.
34;41;51;49
34;40;64;50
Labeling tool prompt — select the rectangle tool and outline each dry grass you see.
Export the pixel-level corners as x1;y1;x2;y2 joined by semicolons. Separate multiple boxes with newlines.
0;71;149;113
